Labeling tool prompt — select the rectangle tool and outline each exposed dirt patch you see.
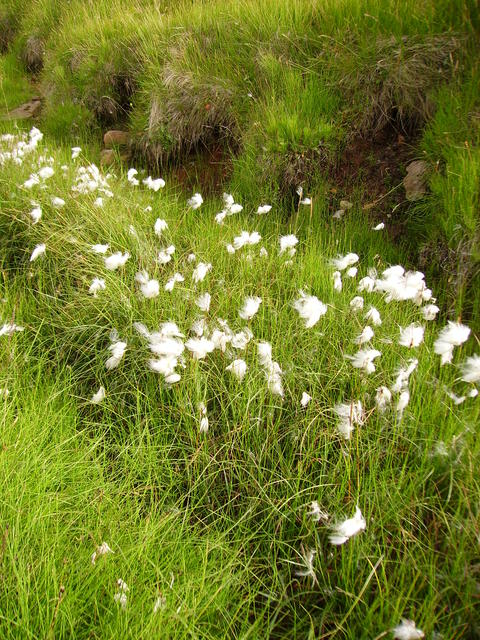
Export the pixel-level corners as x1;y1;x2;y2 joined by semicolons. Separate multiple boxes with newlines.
330;124;419;239
168;143;233;197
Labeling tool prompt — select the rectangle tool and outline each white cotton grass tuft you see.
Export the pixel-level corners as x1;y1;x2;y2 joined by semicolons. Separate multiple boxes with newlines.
143;176;165;191
114;579;129;610
257;341;284;397
257;341;272;366
89;278;106;297
0;322;24;337
71;146;81;159
104;251;129;270
301;392;312;407
349;296;364;311
346;266;358;278
90;386;106;404
165;272;184;292
358;276;376;292
127;168;139;186
232;231;261;251
51;196;65;208
372;222;385;230
187;192;203;209
257;204;272;215
345;348;381;374
91;541;113;564
421;303;439;321
293;290;327;328
38;166;54;180
396;390;410;419
105;339;127;370
231;327;253;350
392;619;424;640
434;321;471;365
398;323;425;348
91;243;109;254
157;245;175;265
30;243;46;262
139;322;184;384
185;337;215;360
296;187;312;206
226;359;247;381
459;354;480;384
391;359;418;393
23;173;40;189
364;306;381;326
29;205;42;224
154;218;168;236
445;389;466;405
331;252;359;271
192;262;212;283
135;271;160;299
334;401;365;439
354;325;374;345
191;318;207;337
293;548;317;584
328;506;366;545
153;595;167;613
375;386;392;413
279;234;298;256
333;271;342;292
195;292;211;312
307;501;328;522
374;266;432;304
199;402;209;432
215;193;243;223
239;296;262;320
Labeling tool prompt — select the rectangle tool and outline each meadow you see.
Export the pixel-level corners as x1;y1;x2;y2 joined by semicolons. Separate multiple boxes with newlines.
0;1;479;638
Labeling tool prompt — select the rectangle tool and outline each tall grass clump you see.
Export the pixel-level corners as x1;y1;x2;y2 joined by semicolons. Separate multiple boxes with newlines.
408;65;480;326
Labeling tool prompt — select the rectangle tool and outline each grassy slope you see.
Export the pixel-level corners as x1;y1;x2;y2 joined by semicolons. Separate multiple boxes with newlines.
0;1;479;638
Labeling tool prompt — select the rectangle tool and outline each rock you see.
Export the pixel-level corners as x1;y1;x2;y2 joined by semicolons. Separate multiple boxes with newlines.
100;148;130;167
104;130;131;148
0;97;43;120
403;160;429;201
100;149;116;167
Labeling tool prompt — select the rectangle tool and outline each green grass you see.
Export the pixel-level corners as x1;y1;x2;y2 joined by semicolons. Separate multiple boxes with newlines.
1;118;479;637
0;53;35;110
0;1;479;637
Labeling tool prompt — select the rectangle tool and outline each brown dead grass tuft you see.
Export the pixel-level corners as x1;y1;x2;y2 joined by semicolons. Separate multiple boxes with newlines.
0;15;16;53
22;36;45;74
336;33;465;135
136;66;238;167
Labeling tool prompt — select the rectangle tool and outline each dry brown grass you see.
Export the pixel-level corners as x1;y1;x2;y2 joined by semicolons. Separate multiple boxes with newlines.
135;65;239;167
22;36;45;73
335;33;465;135
0;15;16;53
